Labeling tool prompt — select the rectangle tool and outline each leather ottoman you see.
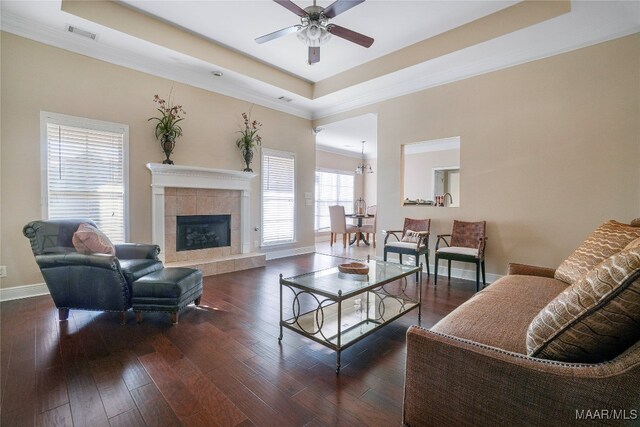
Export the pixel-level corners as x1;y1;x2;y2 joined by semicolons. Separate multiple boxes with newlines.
131;267;203;324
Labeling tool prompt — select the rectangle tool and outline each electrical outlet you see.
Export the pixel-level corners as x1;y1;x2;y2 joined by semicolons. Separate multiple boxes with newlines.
0;266;6;278
254;240;259;248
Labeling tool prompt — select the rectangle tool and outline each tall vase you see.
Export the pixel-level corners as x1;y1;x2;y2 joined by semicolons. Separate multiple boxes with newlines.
243;147;254;172
161;133;176;165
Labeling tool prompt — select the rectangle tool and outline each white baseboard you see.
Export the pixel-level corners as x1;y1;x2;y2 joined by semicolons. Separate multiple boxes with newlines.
372;255;502;284
433;265;502;284
0;283;50;302
265;245;316;261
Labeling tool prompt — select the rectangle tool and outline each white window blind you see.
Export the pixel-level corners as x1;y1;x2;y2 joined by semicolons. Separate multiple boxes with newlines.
42;113;128;243
315;170;354;230
262;149;295;245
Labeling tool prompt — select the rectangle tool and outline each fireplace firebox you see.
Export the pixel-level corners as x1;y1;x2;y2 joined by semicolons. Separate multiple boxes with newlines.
176;215;231;252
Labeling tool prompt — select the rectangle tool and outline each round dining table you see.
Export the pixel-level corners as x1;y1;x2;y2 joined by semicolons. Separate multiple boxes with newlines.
345;213;375;246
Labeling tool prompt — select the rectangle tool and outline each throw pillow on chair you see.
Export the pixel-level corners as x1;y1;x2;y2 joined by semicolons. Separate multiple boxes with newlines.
72;222;116;255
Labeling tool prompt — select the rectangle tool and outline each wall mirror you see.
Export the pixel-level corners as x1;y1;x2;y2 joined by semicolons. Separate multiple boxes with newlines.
402;136;460;207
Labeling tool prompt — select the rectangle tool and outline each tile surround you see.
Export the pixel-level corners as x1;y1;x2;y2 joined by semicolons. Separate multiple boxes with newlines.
164;187;243;264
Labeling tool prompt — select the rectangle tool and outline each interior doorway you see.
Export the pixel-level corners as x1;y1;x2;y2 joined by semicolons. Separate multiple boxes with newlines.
314;113;378;242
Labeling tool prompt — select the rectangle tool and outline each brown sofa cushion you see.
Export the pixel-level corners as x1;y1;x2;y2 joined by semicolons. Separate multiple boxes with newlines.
431;275;568;354
554;220;640;285
527;247;640;362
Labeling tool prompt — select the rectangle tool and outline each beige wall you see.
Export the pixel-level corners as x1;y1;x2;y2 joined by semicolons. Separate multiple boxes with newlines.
0;32;3;289
0;32;315;289
364;158;377;207
316;34;640;276
2;31;639;287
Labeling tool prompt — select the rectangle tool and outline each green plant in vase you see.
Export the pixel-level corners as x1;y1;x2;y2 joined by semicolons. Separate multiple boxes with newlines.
148;94;186;164
236;112;262;172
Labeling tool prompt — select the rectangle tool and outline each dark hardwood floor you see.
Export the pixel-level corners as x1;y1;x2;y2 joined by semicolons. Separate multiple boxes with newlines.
0;253;475;427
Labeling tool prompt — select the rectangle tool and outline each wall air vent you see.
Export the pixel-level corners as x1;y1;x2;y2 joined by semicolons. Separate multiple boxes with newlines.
278;96;293;103
66;25;97;40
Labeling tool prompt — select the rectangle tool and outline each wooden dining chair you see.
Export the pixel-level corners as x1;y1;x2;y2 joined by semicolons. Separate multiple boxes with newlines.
329;205;359;248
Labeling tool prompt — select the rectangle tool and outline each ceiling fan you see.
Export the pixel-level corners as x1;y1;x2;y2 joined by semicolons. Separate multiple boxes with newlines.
255;0;374;65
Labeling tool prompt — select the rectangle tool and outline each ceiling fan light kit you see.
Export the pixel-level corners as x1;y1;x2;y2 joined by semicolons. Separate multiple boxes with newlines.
256;0;374;65
297;22;331;47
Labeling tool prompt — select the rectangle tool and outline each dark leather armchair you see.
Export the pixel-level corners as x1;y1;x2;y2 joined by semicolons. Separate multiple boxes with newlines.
23;219;162;323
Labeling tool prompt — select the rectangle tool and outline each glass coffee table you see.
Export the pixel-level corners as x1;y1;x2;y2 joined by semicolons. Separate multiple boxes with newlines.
279;259;422;373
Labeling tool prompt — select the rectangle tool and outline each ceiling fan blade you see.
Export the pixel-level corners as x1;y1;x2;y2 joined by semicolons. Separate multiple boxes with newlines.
326;24;374;48
273;0;307;17
323;0;365;19
255;25;301;44
308;46;320;64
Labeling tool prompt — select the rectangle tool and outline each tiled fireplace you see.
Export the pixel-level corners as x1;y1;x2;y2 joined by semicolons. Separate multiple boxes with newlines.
163;188;239;263
146;163;265;276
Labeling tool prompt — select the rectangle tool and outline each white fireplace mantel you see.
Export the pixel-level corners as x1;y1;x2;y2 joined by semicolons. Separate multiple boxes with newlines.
146;163;257;259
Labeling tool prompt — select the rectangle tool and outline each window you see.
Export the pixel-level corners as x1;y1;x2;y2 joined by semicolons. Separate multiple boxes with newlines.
262;148;295;245
41;112;129;243
315;170;355;231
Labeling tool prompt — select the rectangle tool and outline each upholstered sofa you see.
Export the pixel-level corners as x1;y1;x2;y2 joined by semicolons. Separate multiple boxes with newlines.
403;220;640;426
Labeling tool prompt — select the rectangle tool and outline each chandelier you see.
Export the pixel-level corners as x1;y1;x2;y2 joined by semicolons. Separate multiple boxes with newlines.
355;141;373;175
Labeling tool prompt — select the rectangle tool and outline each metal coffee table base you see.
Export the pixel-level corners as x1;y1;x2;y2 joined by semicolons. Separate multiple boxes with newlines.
278;261;422;374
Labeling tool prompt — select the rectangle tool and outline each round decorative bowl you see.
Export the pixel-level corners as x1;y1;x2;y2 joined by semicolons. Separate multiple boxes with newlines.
338;262;369;275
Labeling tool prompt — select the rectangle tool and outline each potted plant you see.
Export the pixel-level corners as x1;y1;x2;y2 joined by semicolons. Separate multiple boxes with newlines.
236;111;262;172
148;94;186;164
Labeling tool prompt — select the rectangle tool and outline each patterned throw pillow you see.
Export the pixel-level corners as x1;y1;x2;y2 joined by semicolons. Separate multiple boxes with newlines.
72;223;116;255
401;230;421;243
554;220;640;284
527;247;640;362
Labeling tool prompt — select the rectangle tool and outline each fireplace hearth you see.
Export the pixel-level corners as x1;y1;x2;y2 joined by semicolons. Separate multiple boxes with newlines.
176;215;231;252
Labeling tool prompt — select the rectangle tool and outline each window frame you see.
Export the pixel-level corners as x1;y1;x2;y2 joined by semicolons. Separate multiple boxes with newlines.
40;111;130;241
260;147;296;247
314;168;356;231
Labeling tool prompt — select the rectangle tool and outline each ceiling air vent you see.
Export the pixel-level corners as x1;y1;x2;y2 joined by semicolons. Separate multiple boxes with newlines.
67;25;97;40
278;96;293;103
